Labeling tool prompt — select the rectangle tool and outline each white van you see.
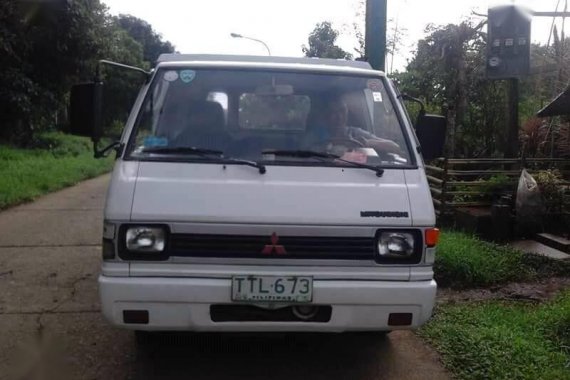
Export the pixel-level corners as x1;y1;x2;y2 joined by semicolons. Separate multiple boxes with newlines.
70;55;444;334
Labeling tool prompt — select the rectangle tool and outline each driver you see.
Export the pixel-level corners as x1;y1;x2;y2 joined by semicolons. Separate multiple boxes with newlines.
303;96;402;155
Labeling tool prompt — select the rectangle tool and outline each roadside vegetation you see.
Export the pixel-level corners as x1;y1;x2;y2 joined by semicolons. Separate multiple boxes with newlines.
421;291;570;380
435;231;570;289
1;2;172;209
0;133;113;209
1;1;173;146
424;231;570;379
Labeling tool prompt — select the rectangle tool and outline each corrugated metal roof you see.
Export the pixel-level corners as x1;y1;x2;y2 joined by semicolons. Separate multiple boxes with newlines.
538;86;570;117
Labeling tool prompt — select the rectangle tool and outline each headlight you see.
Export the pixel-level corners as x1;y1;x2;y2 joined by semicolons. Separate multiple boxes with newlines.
126;226;166;252
377;232;415;258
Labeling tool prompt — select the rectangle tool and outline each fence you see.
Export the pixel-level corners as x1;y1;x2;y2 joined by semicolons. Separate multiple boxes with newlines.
426;158;570;219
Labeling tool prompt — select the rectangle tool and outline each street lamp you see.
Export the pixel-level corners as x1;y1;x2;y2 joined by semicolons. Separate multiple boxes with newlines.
230;33;272;56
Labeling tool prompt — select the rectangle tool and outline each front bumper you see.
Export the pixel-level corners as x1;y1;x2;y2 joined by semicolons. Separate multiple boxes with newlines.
99;275;436;332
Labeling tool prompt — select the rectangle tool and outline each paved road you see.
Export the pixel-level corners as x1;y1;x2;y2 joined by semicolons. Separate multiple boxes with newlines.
0;175;449;380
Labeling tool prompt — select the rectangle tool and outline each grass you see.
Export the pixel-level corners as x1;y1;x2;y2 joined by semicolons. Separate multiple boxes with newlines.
420;291;570;380
0;132;114;209
435;231;570;289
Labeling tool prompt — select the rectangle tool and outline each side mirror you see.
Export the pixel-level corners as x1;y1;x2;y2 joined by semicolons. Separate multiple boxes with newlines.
416;113;447;160
69;82;103;142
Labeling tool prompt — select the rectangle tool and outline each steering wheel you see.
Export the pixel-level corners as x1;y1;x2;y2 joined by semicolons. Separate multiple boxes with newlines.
325;138;365;149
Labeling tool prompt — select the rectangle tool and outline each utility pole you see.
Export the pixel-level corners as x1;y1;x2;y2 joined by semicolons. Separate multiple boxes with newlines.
487;5;532;157
485;5;569;158
365;0;388;71
505;79;520;157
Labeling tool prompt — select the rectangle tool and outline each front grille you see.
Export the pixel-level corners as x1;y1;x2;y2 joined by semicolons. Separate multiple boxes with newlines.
210;305;332;322
169;234;375;260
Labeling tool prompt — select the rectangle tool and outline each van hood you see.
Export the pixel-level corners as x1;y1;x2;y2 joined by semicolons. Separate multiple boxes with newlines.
129;161;413;226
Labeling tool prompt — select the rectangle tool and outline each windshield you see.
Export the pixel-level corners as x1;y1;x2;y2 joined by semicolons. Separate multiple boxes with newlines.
127;68;413;166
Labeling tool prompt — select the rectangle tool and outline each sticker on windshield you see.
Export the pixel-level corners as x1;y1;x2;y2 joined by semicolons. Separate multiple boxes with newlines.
372;92;383;102
180;70;196;83
143;136;168;147
163;70;179;82
367;79;382;91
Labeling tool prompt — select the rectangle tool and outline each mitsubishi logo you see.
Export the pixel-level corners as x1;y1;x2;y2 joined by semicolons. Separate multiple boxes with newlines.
261;233;287;255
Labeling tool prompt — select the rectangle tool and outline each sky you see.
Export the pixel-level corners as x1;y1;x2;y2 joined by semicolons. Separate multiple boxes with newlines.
103;0;568;71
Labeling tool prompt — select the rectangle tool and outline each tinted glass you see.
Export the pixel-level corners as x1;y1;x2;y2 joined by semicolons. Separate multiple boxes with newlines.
128;68;412;166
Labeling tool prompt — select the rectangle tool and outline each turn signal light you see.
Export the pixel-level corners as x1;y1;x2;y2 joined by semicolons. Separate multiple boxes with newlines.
425;228;440;248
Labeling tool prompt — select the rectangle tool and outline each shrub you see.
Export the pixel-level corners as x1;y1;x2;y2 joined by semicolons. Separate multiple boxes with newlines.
535;169;567;214
435;231;570;289
30;132;93;157
420;291;570;380
451;174;513;203
435;232;529;288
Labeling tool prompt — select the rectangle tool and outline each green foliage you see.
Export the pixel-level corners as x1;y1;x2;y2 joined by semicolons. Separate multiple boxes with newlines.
30;131;93;157
435;231;570;289
435;232;528;288
420;292;570;380
106;120;126;140
451;174;512;203
395;19;569;158
393;21;510;157
101;24;148;131
480;174;511;193
0;0;111;144
116;14;175;63
0;133;113;209
0;1;174;145
535;169;566;213
302;22;352;59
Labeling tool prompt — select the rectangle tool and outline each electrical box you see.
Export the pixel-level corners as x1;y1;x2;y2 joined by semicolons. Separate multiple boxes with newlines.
487;5;532;79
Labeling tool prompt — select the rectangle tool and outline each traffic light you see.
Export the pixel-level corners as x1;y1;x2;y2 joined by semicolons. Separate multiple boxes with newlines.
487;5;532;79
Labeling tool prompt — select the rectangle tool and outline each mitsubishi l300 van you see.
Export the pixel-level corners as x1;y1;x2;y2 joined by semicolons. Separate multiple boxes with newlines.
72;55;441;335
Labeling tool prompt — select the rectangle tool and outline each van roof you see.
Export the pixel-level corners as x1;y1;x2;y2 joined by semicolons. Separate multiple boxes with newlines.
156;54;381;75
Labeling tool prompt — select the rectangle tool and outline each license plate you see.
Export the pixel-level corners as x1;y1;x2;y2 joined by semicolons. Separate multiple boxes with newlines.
231;276;313;303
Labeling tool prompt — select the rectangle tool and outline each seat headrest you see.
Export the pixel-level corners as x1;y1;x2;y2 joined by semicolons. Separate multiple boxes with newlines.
187;100;225;131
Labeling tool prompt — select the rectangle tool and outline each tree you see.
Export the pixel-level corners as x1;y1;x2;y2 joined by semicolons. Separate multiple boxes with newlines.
394;18;569;158
100;15;176;132
0;0;36;142
302;22;352;59
0;0;110;143
392;20;508;157
101;25;147;133
0;0;175;144
116;15;175;63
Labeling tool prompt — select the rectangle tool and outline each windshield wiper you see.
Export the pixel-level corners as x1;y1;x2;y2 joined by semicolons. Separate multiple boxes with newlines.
263;150;384;177
223;158;267;174
142;146;266;174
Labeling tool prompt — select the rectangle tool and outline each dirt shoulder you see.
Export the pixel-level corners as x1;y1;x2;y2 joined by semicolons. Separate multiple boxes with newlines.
437;277;570;304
